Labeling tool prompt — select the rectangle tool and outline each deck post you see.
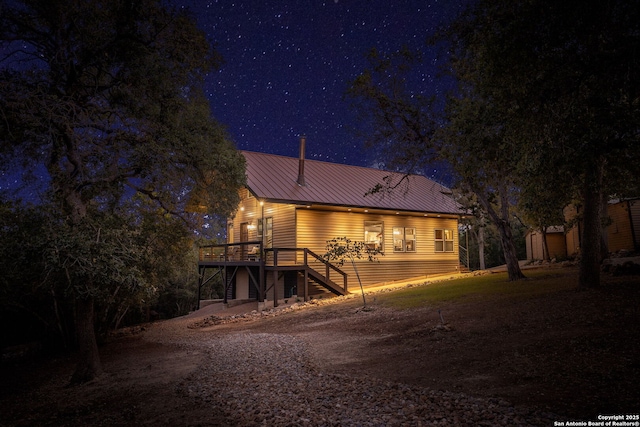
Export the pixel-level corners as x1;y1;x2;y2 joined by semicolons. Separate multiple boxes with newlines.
303;268;309;302
222;266;228;304
259;261;265;302
197;265;203;310
272;269;278;308
325;262;330;284
273;248;278;307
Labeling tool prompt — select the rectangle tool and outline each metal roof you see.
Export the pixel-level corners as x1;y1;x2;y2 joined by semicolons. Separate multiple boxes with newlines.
241;151;461;215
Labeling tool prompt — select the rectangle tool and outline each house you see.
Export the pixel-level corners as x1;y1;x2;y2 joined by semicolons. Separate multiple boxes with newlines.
525;226;567;261
525;199;640;261
197;138;463;308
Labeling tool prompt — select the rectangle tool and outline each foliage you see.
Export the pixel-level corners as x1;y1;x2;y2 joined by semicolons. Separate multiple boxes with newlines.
324;237;382;307
461;218;527;271
324;237;382;266
0;0;245;382
0;199;55;348
347;48;439;174
349;0;639;287
445;0;640;288
0;197;204;350
348;47;526;281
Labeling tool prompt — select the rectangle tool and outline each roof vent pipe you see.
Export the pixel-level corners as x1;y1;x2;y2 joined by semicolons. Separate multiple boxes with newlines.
297;135;306;186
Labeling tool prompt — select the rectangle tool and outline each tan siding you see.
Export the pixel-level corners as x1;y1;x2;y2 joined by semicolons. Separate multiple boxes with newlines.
527;232;542;260
525;232;533;260
607;201;634;252
264;202;296;263
564;205;580;257
527;231;567;260
230;193;262;242
229;194;297;263
547;234;567;259
296;209;459;287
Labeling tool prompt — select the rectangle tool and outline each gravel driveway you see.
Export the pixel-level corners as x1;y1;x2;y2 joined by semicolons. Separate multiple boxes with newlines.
144;303;559;427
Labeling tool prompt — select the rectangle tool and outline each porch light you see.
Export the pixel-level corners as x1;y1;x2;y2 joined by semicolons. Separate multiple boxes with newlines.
247;223;256;230
260;201;264;206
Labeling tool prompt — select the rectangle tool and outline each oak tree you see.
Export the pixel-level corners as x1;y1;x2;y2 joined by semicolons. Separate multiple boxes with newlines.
0;0;245;382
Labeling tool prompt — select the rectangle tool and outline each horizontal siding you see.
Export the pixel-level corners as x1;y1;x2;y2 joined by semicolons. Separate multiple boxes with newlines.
607;202;634;252
547;234;567;259
265;202;296;263
297;209;459;287
527;231;566;260
231;196;297;263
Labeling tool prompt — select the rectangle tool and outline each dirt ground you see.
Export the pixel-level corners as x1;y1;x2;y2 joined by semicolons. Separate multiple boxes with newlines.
1;266;639;426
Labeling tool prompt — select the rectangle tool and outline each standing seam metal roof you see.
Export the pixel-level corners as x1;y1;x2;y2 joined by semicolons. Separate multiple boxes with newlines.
241;151;461;215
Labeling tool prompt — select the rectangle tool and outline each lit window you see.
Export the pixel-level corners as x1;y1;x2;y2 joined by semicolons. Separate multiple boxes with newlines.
364;221;384;252
435;229;454;252
264;217;273;248
393;227;416;252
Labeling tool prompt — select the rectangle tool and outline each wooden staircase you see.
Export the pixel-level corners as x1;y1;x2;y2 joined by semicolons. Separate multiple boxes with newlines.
267;247;348;299
305;266;347;296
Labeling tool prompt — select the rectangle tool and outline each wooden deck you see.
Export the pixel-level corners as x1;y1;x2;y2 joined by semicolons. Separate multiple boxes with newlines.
197;242;348;308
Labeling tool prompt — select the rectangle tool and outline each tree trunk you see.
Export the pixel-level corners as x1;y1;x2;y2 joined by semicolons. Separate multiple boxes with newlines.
541;228;550;261
473;183;525;281
478;225;486;270
70;297;102;384
578;159;604;290
497;219;526;281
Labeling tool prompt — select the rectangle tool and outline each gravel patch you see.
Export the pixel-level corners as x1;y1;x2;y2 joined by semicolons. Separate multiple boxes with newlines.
146;319;558;427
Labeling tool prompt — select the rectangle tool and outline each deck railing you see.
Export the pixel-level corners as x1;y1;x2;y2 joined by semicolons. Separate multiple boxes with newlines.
199;241;263;263
198;243;348;293
266;247;347;293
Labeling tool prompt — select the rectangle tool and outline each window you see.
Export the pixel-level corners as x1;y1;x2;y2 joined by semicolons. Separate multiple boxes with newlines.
364;221;384;252
257;217;272;240
264;217;273;248
393;227;416;252
435;229;454;252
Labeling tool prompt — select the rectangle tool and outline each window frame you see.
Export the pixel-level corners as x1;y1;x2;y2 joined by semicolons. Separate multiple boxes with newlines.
435;229;454;253
393;227;416;253
364;220;384;253
264;217;273;248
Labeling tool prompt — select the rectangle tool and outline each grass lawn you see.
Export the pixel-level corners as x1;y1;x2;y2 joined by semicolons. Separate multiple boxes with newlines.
376;268;609;308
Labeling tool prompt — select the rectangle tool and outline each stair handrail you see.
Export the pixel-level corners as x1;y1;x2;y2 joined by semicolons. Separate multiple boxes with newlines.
305;248;348;293
263;247;348;293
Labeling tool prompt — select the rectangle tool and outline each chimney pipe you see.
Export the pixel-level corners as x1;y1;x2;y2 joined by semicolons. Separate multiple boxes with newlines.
297;135;306;186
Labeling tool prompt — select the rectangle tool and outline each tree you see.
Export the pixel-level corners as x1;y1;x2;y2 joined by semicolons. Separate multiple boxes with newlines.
446;0;640;288
0;0;245;382
324;237;382;309
437;95;526;280
348;48;527;281
455;191;488;270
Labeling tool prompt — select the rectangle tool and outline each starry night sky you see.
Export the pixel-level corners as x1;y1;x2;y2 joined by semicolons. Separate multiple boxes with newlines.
0;1;465;195
180;0;465;169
